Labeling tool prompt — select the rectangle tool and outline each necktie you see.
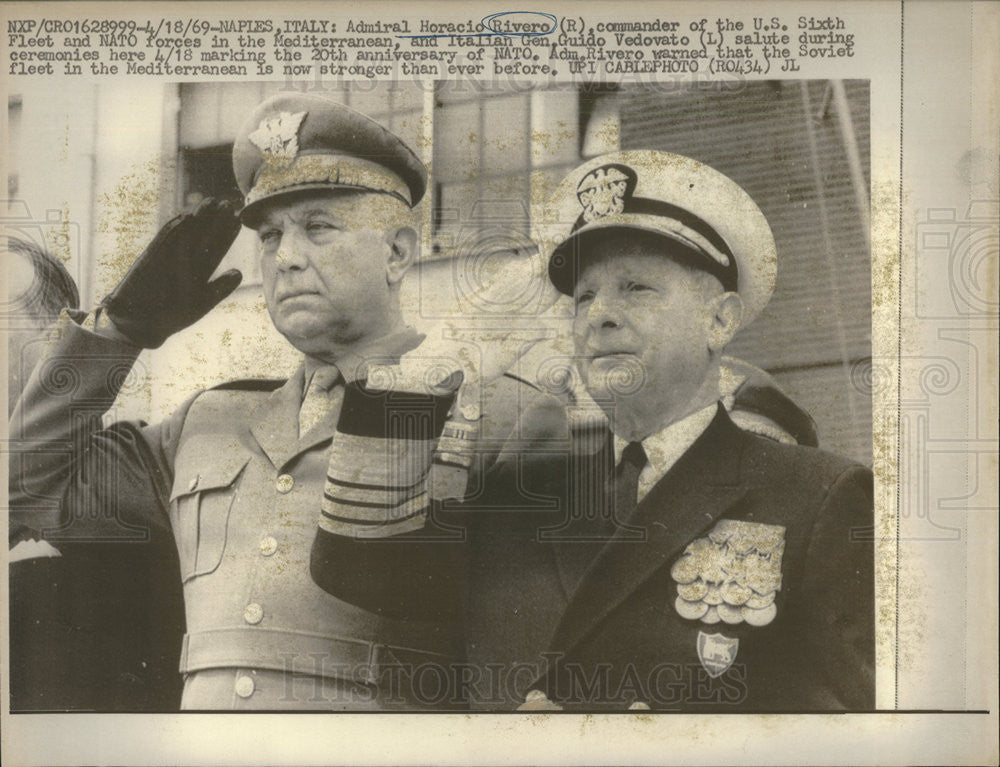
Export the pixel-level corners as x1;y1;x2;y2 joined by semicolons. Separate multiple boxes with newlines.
614;441;648;522
298;366;341;436
557;441;648;597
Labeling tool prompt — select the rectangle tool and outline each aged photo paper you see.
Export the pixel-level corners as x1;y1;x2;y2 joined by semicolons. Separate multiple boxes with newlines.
1;0;997;764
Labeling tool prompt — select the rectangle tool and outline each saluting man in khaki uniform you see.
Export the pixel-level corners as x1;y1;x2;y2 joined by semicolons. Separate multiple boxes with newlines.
9;93;551;710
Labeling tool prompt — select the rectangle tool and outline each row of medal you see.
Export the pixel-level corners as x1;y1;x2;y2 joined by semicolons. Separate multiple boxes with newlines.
670;529;783;627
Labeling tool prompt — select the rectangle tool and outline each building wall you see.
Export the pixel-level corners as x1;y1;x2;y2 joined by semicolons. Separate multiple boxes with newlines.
5;81;175;420
619;81;872;463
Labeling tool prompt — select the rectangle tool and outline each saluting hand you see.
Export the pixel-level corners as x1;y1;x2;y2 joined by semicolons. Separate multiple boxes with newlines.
100;198;243;348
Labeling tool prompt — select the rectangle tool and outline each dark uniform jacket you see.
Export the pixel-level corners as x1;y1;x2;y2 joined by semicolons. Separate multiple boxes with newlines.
8;533;185;711
461;404;875;711
9;315;546;710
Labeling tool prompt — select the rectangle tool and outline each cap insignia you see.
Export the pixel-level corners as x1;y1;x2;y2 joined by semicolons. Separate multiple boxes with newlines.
249;111;307;165
577;165;632;223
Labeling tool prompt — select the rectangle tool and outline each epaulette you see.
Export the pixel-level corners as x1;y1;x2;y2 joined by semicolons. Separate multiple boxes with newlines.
209;378;287;393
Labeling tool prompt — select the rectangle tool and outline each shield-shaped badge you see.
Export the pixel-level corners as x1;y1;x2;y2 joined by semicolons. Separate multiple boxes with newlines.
697;631;739;678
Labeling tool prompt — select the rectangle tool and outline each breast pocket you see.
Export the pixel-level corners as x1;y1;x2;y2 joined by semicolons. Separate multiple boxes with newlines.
170;455;249;583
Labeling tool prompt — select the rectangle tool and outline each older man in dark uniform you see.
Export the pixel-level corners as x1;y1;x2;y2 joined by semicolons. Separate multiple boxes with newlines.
470;150;875;712
8;93;550;710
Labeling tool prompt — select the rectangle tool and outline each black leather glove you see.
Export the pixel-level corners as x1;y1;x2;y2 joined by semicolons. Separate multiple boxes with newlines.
101;198;243;348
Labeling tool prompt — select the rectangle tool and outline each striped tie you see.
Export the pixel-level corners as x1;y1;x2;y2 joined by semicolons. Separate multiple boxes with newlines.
298;366;341;436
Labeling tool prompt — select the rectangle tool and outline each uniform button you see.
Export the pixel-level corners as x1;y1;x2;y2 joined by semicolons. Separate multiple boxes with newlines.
275;474;294;494
243;603;264;625
459;402;481;421
259;536;278;557
524;689;548;702
235;675;255;698
188;475;199;492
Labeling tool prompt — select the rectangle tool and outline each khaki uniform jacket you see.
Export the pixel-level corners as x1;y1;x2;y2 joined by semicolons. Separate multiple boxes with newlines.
9;315;546;710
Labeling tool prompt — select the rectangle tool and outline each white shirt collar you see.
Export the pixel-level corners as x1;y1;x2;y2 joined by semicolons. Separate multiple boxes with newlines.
613;403;718;503
9;538;62;563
